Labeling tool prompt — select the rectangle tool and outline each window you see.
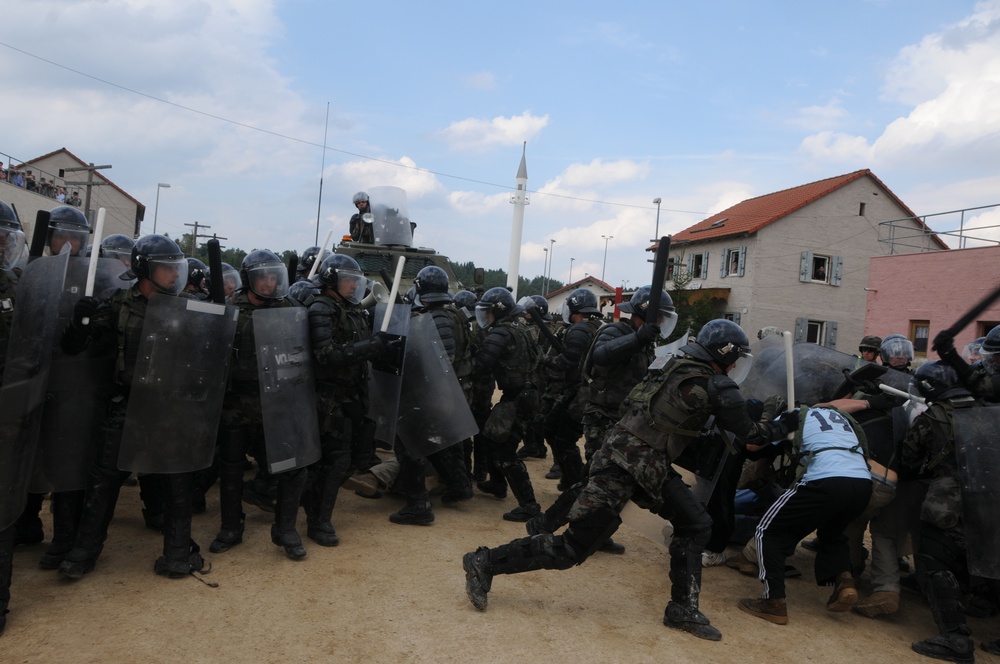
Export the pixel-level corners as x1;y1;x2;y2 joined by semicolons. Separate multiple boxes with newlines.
724;311;742;326
667;257;675;281
799;252;842;286
795;317;839;349
910;320;929;357
688;251;709;279
720;246;747;278
859;202;866;216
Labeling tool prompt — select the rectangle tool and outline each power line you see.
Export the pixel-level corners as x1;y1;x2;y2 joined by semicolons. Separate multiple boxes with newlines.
0;39;706;217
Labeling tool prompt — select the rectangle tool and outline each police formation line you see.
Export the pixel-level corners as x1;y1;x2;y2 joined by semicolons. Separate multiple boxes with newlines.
2;199;1000;663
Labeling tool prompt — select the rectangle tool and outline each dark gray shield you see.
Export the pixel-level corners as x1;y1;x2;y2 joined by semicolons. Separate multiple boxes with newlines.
368;301;411;446
253;307;321;473
119;297;238;474
0;252;69;529
32;258;122;493
742;342;911;405
951;404;1000;579
395;312;479;459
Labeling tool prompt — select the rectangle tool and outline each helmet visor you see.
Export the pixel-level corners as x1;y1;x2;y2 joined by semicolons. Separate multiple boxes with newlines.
247;264;290;300
727;351;754;384
981;349;1000;375
656;311;678;339
0;228;26;271
49;227;88;256
475;306;494;330
103;247;132;266
336;268;367;305
148;257;188;295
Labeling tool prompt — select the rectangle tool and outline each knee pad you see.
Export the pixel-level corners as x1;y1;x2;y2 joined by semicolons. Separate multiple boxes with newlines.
564;507;622;564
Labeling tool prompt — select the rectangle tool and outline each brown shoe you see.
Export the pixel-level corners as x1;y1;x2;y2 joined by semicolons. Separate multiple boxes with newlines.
826;571;859;612
738;597;788;625
853;590;900;618
343;472;382;498
726;551;759;576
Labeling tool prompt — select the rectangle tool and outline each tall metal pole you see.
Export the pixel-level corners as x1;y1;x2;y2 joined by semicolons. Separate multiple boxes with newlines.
569;257;575;283
548;239;555;290
315;102;330;245
542;247;549;295
652;198;662;241
601;234;614;281
153;183;171;235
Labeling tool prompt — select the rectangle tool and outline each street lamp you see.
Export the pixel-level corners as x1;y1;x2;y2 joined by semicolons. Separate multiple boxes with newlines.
542;247;549;294
622;279;630;292
153;183;171;234
569;257;575;283
548;239;556;289
601;234;614;281
652;197;662;241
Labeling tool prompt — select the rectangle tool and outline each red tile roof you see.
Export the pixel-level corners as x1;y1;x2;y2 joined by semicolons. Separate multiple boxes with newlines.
664;169;944;249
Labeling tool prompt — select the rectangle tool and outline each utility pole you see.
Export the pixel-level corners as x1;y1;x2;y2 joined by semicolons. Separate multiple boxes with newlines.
59;162;112;228
184;222;227;257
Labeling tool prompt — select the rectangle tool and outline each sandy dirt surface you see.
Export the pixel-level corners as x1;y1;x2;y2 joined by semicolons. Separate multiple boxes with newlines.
2;454;998;664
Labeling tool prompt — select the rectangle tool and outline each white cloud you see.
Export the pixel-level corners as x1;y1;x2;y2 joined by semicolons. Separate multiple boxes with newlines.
333;156;445;199
559;159;650;189
464;72;497;90
799;131;873;163
435;111;549;151
791;98;849;131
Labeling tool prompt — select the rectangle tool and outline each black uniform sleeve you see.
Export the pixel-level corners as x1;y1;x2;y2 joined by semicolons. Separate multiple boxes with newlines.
473;325;511;375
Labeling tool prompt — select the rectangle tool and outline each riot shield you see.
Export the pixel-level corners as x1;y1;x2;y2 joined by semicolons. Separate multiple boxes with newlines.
31;257;122;492
253;307;321;473
0;252;69;529
368;185;413;247
951;405;1000;579
673;423;733;505
119;297;238;474
741;342;910;405
369;301;411;446
395;313;479;458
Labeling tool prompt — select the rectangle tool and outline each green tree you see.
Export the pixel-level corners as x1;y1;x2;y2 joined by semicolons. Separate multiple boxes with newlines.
668;254;722;341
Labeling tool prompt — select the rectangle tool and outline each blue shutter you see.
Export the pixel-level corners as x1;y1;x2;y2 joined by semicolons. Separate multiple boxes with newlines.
831;256;843;286
799;252;812;282
738;246;747;277
720;249;728;278
701;251;709;279
824;321;838;348
794;317;807;342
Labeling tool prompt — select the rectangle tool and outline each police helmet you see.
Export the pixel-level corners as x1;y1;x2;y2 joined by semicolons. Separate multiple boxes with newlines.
352;191;369;205
317;253;367;305
978;325;1000;375
100;234;135;266
693;319;753;382
757;326;781;340
911;361;967;401
454;289;478;320
289;278;319;304
617;286;677;338
186;258;208;291
562;288;600;323
0;199;26;271
961;337;986;363
297;245;321;277
476;287;519;329
413;265;452;306
879;334;914;368
241;249;290;300
48;205;90;256
208;262;243;297
130;235;188;295
530;295;552;320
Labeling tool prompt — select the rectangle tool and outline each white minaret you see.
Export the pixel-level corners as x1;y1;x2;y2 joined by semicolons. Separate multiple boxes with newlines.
506;142;529;298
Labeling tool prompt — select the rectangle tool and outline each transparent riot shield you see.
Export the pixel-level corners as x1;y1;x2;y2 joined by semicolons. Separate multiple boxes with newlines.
32;258;121;492
0;252;70;529
119;297;238;474
395;313;479;459
369;301;411;446
951;405;1000;579
368;185;413;247
742;342;910;405
254;307;321;474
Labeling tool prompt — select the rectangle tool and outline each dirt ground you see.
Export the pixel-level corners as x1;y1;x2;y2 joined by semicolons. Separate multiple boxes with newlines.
2;454;999;664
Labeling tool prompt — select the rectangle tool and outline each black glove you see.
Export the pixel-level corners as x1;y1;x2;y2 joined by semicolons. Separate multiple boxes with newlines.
635;322;659;345
72;296;100;327
932;328;956;356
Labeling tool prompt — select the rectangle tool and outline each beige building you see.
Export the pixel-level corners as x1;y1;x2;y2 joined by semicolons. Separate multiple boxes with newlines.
662;169;946;351
1;147;144;243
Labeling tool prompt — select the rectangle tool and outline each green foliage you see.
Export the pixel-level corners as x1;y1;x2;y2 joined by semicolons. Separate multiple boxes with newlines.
449;260;563;296
667;253;723;341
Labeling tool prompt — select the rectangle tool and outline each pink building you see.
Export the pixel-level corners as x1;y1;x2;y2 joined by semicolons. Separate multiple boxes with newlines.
865;245;1000;359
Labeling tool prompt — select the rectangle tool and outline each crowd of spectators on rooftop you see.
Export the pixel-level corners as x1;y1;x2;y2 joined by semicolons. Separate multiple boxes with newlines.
0;162;81;206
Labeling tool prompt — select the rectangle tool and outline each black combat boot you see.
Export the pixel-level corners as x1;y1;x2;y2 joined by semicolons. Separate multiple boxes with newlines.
39;490;84;570
0;525;15;635
390;496;436;525
270;469;307;560
664;537;722;641
912;571;975;663
430;446;474;505
59;465;126;579
304;465;341;546
500;461;540;522
154;473;205;579
463;534;577;610
210;460;246;553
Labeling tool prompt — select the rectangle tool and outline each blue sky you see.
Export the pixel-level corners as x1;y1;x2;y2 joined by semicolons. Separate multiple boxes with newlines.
2;1;998;289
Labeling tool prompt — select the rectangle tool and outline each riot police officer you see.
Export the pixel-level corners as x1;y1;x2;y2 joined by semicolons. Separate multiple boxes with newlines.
184;258;209;299
304;253;394;545
470;287;542;522
209;250;308;560
57;235;207;579
348;192;374;243
463;319;791;641
295;246;321;282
